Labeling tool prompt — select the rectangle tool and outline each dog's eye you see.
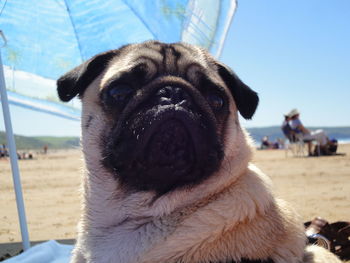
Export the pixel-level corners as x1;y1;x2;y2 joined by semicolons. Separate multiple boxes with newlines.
207;93;224;110
108;84;133;102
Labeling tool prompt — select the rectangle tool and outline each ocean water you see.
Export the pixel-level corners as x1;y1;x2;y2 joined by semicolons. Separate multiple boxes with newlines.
338;138;350;144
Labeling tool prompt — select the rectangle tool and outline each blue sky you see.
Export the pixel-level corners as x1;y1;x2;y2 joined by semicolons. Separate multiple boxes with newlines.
1;0;350;136
221;0;350;128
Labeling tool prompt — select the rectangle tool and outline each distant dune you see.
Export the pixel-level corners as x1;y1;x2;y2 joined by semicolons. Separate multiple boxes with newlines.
0;131;80;150
1;126;349;149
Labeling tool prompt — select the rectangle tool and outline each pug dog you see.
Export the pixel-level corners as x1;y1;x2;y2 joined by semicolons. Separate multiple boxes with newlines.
57;41;341;263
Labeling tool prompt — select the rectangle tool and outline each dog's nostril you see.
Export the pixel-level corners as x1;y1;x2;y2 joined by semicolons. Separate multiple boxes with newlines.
156;87;170;97
156;86;191;106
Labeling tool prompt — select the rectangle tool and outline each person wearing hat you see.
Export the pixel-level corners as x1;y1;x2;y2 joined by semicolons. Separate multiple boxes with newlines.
288;109;329;156
281;114;295;140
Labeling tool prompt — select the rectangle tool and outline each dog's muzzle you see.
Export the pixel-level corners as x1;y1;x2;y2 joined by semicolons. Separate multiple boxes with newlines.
141;86;195;177
103;84;223;194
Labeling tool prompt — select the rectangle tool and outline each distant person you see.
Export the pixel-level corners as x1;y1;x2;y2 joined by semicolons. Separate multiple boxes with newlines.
0;144;8;158
43;144;48;154
281;114;296;142
0;144;3;158
288;109;329;155
261;136;271;149
272;139;281;149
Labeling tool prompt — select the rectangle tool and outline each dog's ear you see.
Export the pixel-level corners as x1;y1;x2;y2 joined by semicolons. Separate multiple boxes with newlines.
216;62;259;119
57;50;119;102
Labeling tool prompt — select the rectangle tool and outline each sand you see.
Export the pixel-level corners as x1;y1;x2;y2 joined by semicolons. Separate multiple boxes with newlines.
0;144;349;244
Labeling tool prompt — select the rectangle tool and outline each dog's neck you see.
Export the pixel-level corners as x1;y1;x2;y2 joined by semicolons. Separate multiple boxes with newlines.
138;165;276;263
79;163;277;263
78;128;280;263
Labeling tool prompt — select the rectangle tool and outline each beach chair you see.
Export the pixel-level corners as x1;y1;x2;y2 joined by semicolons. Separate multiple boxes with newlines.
283;133;305;157
281;123;321;157
282;125;305;157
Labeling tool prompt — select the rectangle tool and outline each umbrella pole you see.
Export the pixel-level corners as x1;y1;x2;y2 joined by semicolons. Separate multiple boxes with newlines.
0;33;31;251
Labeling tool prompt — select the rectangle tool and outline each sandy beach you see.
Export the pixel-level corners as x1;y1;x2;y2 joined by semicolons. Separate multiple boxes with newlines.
0;144;349;244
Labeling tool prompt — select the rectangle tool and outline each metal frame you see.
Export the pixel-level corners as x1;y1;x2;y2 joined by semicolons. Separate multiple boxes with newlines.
0;30;30;251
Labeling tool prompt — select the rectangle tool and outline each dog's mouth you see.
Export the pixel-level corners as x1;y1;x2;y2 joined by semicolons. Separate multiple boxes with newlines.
102;85;223;194
145;118;194;178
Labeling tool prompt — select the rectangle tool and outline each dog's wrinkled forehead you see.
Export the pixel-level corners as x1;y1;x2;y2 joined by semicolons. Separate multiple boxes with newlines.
57;41;259;120
101;42;211;88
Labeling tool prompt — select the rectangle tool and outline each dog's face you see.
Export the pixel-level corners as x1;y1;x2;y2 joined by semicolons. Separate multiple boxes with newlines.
57;41;258;196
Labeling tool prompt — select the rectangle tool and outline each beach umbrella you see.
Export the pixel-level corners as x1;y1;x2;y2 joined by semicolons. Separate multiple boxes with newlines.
0;0;237;250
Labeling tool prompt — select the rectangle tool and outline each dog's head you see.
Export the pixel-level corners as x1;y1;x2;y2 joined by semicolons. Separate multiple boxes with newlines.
57;41;258;196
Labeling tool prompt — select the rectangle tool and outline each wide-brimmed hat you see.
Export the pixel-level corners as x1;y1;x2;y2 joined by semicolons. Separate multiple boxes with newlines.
287;108;300;118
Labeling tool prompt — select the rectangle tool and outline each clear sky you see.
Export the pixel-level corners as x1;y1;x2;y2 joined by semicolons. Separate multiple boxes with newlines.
221;0;350;128
1;0;349;136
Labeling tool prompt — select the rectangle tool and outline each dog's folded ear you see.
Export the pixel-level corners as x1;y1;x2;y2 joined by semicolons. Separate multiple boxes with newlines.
216;62;259;119
57;50;119;102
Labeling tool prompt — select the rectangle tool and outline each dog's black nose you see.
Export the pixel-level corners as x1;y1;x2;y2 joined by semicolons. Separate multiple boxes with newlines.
156;86;191;106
